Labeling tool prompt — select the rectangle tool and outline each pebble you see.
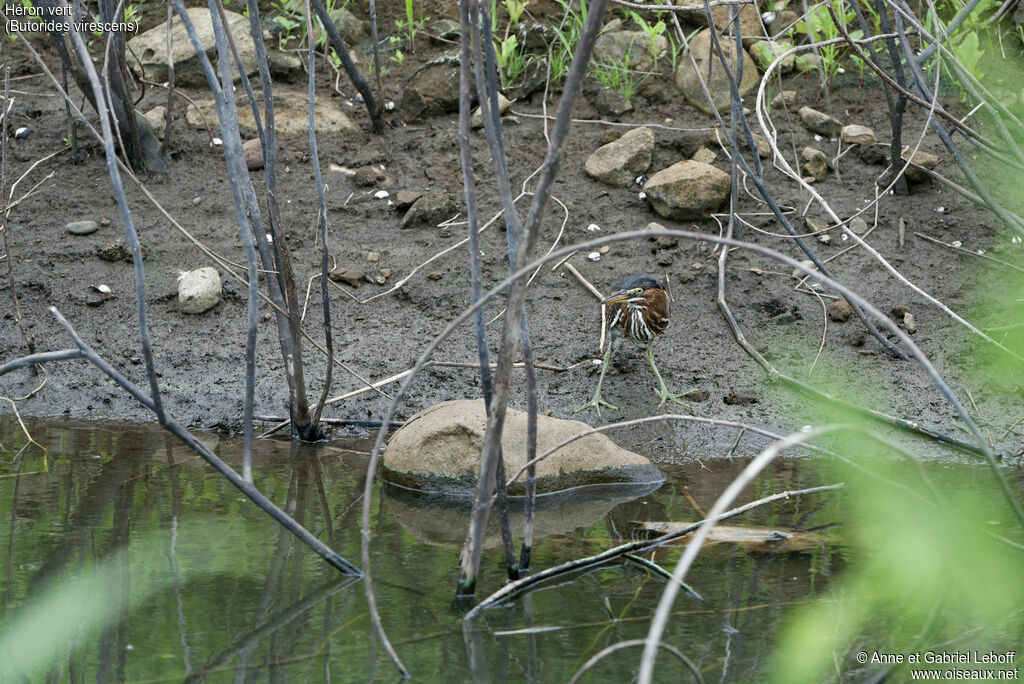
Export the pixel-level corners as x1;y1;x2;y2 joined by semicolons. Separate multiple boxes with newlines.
100;217;111;226
329;268;366;287
587;252;601;262
817;233;831;245
599;245;610;254
14;127;29;139
904;312;918;334
177;267;222;314
428;271;443;280
380;267;393;279
66;220;99;236
828;300;852;322
374;190;390;199
849;217;868;235
243;138;264;171
367;251;380;263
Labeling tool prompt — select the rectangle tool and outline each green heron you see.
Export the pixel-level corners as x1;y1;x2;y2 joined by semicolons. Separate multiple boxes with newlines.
574;273;689;415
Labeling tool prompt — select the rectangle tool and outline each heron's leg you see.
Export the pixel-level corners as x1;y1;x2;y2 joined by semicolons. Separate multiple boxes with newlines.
573;337;619;415
646;342;690;408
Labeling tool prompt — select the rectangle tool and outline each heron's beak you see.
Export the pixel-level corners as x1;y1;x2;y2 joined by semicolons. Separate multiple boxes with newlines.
601;290;630;305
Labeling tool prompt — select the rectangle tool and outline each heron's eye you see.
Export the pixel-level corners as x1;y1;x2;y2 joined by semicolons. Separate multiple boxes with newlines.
629;288;642;295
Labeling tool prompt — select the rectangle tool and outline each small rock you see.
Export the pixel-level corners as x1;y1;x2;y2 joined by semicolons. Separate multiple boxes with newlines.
904;312;917;334
243;138;264;171
599;245;611;254
267;50;303;82
14;127;29;140
849;217;868;235
800;146;828;181
643;160;731;220
748;132;771;158
143;106;167;140
367;251;380;263
401;191;460;229
646;221;678;249
66;220;99;236
594;87;632;117
798;106;842;137
840;124;876;145
380;267;393;279
329;268;366;287
817;233;831;245
97;240;148;262
683;388;709;402
354;165;384;186
691;146;717;164
100;217;111;226
428;271;443;280
902;149;941;182
584;126;654;187
471;92;511;128
771;90;797;109
178;267;222;314
791;259;817;280
587;252;602;262
828;299;852;322
394;190;423;211
724;389;758;405
748;39;795;73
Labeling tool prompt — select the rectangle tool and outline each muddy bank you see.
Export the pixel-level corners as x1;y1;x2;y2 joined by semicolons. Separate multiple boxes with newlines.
1;14;1021;463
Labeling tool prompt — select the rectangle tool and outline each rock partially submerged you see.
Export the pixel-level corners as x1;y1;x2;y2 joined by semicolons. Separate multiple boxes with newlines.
381;399;665;497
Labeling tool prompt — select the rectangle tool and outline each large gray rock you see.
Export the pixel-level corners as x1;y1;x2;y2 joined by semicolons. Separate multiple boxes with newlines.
381;399;665;496
127;7;255;86
592;30;669;73
178;267;222;314
675;29;760;115
643;160;731;220
584;126;654;187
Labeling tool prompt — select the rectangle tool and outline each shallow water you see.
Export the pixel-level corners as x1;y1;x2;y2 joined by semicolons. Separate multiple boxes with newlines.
0;418;1014;682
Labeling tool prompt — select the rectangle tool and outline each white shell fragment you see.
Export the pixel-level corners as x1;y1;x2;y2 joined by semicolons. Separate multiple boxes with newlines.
374;190;390;199
587;223;601;232
586;251;601;262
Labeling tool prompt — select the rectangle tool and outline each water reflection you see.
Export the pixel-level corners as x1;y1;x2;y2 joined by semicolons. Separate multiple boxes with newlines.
1;417;845;682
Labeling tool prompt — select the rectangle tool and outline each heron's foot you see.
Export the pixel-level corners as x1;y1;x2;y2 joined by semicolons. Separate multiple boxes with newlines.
573;392;619;416
653;386;691;409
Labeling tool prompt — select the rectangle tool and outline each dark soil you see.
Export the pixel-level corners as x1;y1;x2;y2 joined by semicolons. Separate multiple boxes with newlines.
2;2;1022;461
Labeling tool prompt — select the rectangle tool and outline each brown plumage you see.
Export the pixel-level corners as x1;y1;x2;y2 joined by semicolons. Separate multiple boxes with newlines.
575;273;688;415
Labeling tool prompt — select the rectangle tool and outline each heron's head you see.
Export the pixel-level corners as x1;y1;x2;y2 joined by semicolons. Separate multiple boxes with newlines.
600;273;664;305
